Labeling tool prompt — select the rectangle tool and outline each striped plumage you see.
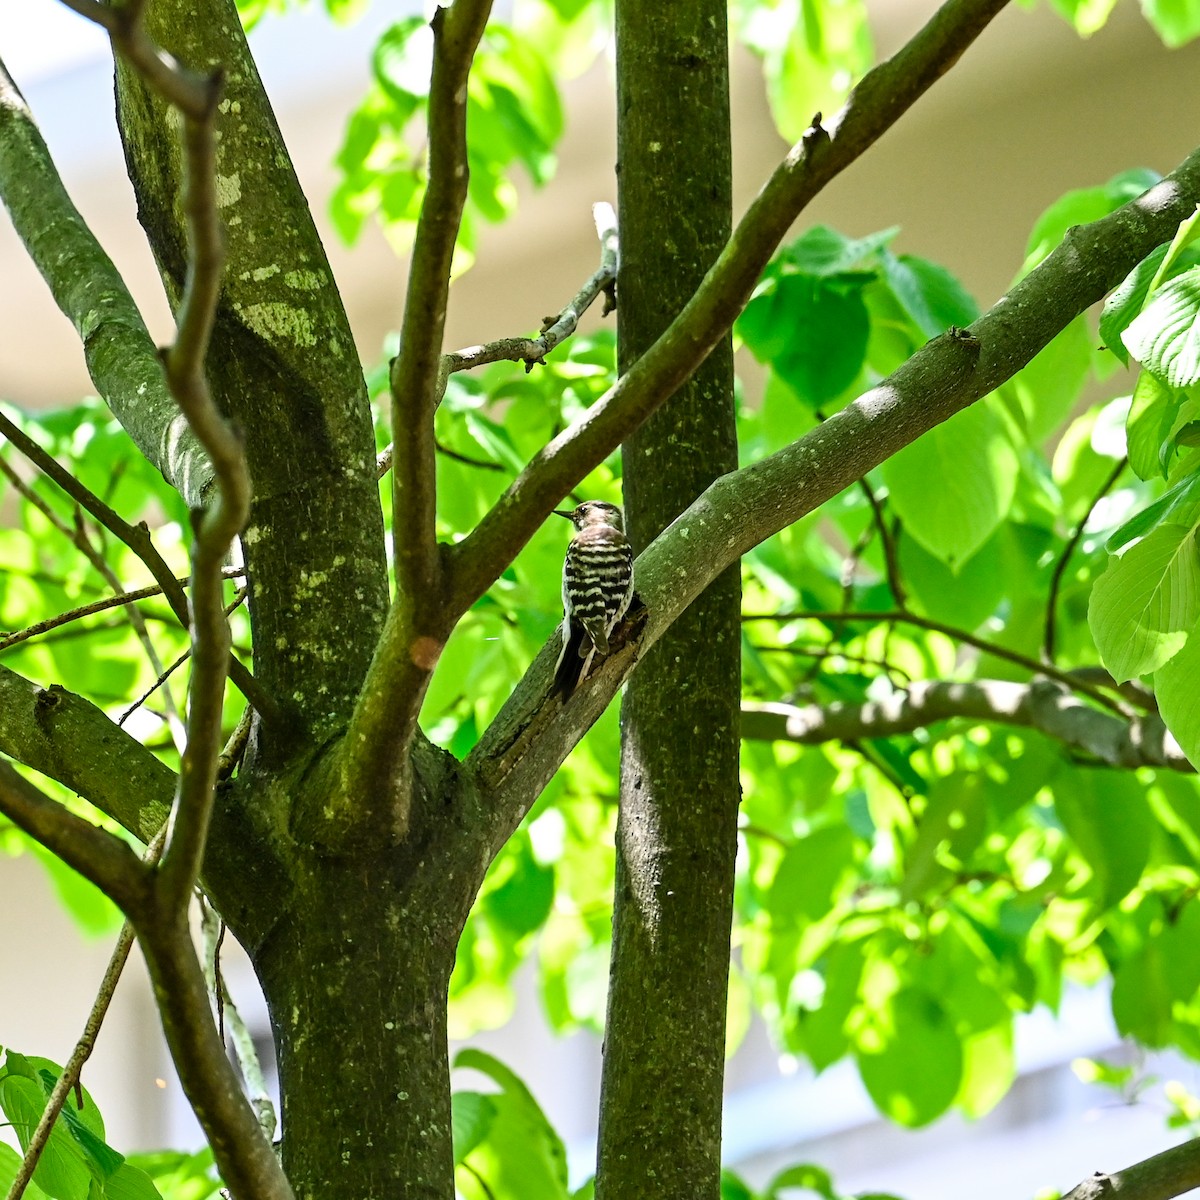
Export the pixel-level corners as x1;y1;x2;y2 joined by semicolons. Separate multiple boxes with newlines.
552;501;634;699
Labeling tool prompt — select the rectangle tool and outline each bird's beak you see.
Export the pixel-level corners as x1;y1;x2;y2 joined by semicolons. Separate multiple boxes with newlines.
553;509;574;519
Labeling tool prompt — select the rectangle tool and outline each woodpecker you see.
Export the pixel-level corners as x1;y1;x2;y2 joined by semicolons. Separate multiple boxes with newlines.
552;500;634;700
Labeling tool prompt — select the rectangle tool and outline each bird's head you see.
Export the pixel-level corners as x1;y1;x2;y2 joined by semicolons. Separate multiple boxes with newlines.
553;500;625;533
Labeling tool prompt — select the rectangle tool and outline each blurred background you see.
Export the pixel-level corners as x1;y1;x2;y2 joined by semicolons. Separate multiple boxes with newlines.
2;1;1200;1196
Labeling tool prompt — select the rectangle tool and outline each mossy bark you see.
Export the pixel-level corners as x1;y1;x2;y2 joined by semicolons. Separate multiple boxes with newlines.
596;4;741;1198
113;0;389;747
108;6;478;1197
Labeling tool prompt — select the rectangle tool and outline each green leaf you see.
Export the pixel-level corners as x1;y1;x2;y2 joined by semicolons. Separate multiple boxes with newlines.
735;0;873;142
1003;315;1092;440
955;1022;1015;1119
1125;370;1183;481
765;1163;837;1199
0;1144;50;1200
452;1049;569;1200
372;19;433;103
451;1093;497;1164
1162;901;1200;1001
790;939;865;1072
768;826;855;922
0;1073;91;1200
879;251;979;339
1155;622;1200;769
101;1164;164;1200
1046;0;1119;35
738;274;870;407
780;225;897;276
882;400;1019;568
1021;169;1161;276
720;1169;758;1200
1123;266;1200;388
854;986;963;1126
1053;772;1153;909
485;835;555;938
1106;470;1200;552
899;529;1005;628
1140;0;1200;45
123;1150;219;1200
1088;522;1200;681
1112;941;1173;1046
901;773;988;902
1102;244;1170;364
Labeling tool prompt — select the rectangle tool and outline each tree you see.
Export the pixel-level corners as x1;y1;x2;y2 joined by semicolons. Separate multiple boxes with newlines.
2;0;1200;1199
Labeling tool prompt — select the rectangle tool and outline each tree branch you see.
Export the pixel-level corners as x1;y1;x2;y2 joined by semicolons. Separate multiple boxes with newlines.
5;825;167;1200
338;0;494;844
741;679;1192;771
438;201;619;386
0;760;151;913
134;908;292;1200
466;140;1200;857
444;0;1013;613
0;56;210;505
1062;1136;1200;1200
0;665;176;841
90;4;251;917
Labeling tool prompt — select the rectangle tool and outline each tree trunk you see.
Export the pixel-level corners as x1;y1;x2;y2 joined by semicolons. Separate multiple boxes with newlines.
113;0;389;750
253;858;461;1200
596;3;740;1198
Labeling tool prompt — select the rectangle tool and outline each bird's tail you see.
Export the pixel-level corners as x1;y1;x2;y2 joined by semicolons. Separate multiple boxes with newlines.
552;620;589;700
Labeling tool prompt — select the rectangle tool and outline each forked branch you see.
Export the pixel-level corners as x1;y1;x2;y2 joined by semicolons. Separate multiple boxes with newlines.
338;0;494;843
466;141;1200;857
437;201;619;386
445;0;1015;614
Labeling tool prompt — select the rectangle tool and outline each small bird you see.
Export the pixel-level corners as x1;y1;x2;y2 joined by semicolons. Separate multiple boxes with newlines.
552;500;634;700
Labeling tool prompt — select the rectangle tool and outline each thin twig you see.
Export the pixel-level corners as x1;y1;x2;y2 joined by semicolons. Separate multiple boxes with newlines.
199;899;278;1145
435;439;507;472
57;7;289;1199
0;568;247;653
0;457;187;746
75;512;188;751
119;587;248;729
3;826;167;1200
118;647;191;727
375;201;617;480
0;408;272;720
436;201;619;395
741;609;1131;716
859;476;907;606
1;582;174;651
748;641;914;685
1043;456;1127;664
744;609;1128;710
